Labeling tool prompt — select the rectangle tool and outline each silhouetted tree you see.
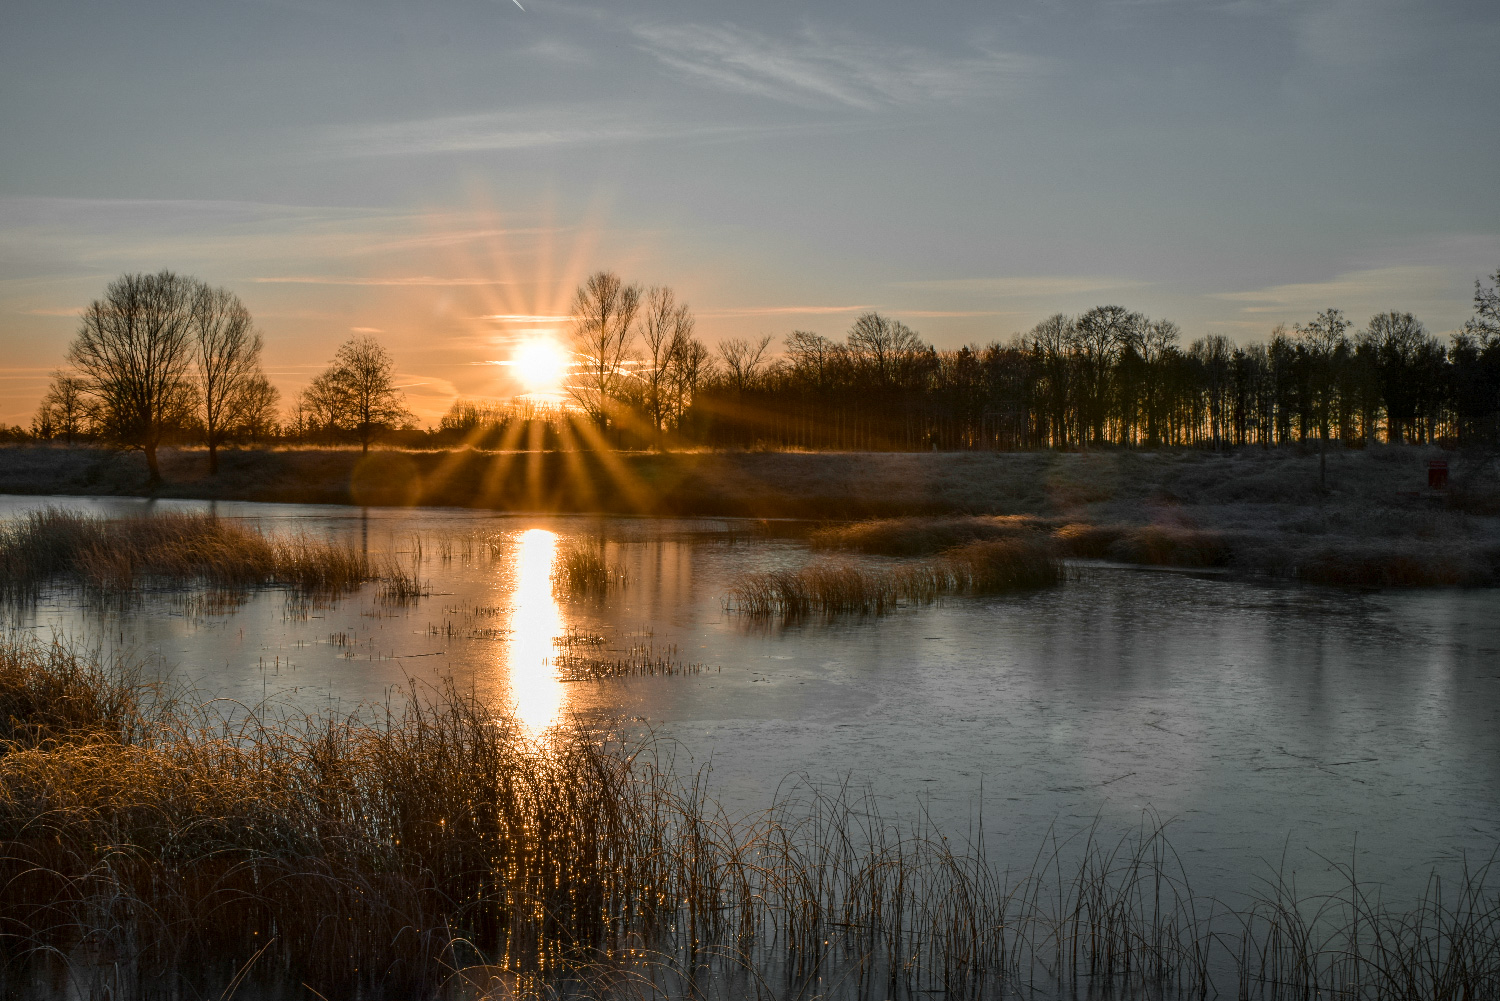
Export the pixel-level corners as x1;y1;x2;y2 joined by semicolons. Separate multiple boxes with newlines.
568;271;640;431
1295;308;1351;490
639;285;693;444
302;335;411;452
34;372;91;443
190;283;267;473
68;270;198;485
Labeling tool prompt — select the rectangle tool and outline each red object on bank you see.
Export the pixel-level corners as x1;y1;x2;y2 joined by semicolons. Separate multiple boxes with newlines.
1428;459;1449;489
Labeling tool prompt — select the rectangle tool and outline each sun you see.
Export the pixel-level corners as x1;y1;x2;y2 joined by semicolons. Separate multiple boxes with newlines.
511;337;570;396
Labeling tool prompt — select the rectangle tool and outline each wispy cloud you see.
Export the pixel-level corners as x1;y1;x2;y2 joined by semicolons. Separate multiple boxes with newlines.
477;313;575;323
349;326;383;333
897;310;1013;318
254;276;512;286
632;22;1044;110
1213;266;1453;314
896;276;1148;297
695;304;871;318
326;106;777;158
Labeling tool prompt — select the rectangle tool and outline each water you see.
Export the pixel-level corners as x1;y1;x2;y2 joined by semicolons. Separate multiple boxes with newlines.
4;493;1498;907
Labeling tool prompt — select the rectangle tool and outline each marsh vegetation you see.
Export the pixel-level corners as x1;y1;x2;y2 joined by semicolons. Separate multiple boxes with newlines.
728;539;1062;618
0;637;1496;1000
0;508;371;598
552;539;627;598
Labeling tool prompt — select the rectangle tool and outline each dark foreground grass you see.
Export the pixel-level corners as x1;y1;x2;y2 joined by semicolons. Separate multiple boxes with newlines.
0;509;371;598
728;539;1063;618
1;637;1497;1000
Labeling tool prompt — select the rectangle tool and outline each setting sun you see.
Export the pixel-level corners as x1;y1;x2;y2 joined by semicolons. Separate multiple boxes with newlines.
511;337;570;397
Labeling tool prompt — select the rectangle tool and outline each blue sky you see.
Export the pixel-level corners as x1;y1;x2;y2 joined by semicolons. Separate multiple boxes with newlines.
3;0;1497;422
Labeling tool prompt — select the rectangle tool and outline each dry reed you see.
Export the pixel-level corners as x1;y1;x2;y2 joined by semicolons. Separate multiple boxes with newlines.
810;515;1051;556
550;641;711;682
0;636;1496;1000
728;539;1061;619
0;509;370;598
551;540;625;597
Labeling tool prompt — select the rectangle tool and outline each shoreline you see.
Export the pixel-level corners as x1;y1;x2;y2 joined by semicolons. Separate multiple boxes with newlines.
3;442;1497;587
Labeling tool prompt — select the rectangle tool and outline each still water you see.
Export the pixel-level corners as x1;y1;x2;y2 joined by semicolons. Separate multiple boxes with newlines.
4;493;1498;905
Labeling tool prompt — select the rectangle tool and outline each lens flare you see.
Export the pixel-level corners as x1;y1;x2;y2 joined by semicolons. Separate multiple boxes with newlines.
512;338;570;396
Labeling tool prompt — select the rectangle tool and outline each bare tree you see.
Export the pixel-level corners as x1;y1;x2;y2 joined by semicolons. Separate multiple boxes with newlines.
1296;307;1351;491
568;271;641;429
785;330;837;391
718;335;773;395
667;335;711;430
1190;334;1234;449
1071;305;1142;445
1362;311;1431;443
639;286;693;443
1464;269;1500;343
848;312;924;387
1029;314;1073;447
35;372;91;443
190;283;265;473
68;270;197;485
303;335;411;452
235;374;281;442
1138;320;1180;446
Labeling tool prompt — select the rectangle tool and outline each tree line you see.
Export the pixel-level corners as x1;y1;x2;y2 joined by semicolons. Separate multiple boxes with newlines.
23;267;1500;465
29;270;411;480
514;267;1498;455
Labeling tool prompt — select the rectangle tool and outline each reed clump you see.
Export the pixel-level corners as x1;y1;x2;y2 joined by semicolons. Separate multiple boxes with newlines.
0;636;1497;1000
551;540;625;597
809;514;1051;556
0;509;371;597
551;641;711;682
728;539;1061;618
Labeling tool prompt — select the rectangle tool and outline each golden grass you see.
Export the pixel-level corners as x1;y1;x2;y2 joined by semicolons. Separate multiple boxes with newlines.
809;514;1052;555
550;540;625;597
1;636;1497;999
728;539;1062;618
0;509;438;601
0;509;369;597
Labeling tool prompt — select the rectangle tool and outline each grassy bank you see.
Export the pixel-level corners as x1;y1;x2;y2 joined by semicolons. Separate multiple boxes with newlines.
5;443;1500;588
3;442;1496;518
1;637;1497;1000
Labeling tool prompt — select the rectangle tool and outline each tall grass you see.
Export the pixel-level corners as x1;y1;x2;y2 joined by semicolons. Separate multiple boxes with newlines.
810;514;1051;556
551;540;625;597
0;509;374;598
0;508;358;594
728;539;1061;618
0;636;1496;1000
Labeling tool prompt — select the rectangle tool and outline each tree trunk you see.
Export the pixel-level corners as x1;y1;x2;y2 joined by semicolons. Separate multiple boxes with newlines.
145;445;162;487
208;439;219;475
1319;415;1328;493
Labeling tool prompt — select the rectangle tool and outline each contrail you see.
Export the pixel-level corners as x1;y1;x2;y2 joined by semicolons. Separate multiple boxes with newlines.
511;0;525;8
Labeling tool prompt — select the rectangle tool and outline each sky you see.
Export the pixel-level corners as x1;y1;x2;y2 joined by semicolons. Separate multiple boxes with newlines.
2;0;1498;425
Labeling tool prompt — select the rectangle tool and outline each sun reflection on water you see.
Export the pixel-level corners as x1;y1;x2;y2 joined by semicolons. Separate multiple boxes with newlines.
506;528;567;735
